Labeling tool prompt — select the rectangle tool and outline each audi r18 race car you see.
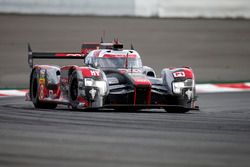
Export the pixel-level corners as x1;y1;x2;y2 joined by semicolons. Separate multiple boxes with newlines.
26;40;199;113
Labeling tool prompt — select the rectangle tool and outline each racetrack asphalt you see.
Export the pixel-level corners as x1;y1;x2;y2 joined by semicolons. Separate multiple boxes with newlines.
1;14;250;88
0;14;250;167
0;92;250;167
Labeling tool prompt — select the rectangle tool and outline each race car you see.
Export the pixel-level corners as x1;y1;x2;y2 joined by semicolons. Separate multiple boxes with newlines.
26;40;199;113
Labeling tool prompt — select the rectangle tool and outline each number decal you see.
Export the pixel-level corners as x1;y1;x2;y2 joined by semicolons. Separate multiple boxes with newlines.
173;71;185;77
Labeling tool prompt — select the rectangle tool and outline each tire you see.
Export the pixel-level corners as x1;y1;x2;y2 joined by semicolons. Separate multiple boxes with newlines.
163;95;191;113
114;107;138;112
30;70;57;109
69;71;79;109
164;107;189;113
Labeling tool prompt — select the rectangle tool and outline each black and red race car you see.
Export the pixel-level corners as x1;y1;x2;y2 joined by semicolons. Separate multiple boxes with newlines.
26;40;199;113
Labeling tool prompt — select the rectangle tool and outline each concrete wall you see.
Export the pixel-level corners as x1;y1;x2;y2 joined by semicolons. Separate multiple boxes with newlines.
0;0;135;16
158;0;250;18
0;0;250;18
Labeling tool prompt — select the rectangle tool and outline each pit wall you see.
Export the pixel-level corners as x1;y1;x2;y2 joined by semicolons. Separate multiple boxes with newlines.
0;0;250;18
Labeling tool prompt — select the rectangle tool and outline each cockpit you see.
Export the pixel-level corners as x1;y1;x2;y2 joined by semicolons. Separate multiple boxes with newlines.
85;50;143;69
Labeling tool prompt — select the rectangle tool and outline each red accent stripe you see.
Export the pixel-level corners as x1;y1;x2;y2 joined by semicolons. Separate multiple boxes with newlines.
183;69;194;79
133;88;137;106
55;53;84;57
102;54;137;58
133;78;151;86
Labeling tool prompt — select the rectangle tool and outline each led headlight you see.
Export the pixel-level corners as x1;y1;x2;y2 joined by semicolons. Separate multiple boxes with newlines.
95;81;107;96
84;78;107;96
172;79;194;94
84;78;94;86
173;82;185;94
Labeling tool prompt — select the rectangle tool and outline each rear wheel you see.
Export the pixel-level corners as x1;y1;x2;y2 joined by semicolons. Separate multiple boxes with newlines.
30;70;57;109
69;71;79;110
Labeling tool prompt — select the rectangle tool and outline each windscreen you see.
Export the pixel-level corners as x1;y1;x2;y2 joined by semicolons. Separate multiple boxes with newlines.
94;58;142;69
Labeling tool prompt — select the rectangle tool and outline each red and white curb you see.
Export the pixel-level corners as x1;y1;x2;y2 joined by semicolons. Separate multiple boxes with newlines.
0;82;250;97
196;82;250;93
0;90;28;97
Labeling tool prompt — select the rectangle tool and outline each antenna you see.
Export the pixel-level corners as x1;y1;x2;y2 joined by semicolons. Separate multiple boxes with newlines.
101;30;106;43
114;38;119;44
131;43;134;50
28;43;32;53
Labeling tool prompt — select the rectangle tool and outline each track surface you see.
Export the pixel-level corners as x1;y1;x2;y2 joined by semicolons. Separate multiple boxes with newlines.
0;92;250;167
1;14;250;88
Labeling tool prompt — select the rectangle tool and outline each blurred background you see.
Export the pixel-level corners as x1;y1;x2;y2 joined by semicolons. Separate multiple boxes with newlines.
0;0;250;88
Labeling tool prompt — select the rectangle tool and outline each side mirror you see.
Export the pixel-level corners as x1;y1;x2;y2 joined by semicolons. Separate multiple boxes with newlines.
143;66;156;77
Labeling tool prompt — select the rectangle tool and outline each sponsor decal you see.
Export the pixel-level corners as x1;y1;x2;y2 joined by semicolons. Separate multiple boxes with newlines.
135;78;149;83
90;70;100;76
134;78;151;85
66;54;83;57
39;78;45;84
55;53;84;57
173;71;185;77
39;85;44;100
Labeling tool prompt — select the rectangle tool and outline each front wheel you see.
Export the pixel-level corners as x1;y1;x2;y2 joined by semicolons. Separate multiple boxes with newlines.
69;71;79;110
164;107;189;113
30;69;57;109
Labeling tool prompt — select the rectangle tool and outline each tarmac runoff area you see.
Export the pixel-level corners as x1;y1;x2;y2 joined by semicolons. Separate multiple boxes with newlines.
0;92;250;167
0;14;250;88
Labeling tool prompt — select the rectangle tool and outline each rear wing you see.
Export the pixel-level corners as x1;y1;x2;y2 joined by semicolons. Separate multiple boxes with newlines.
28;43;99;68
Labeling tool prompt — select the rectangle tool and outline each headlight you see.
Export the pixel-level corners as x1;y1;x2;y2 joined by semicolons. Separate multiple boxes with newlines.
172;79;194;94
84;78;94;86
184;79;193;87
95;81;107;96
84;78;107;96
173;82;185;94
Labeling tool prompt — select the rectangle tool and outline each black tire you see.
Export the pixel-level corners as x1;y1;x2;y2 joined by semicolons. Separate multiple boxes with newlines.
164;107;189;113
114;107;138;112
30;70;57;109
69;71;79;109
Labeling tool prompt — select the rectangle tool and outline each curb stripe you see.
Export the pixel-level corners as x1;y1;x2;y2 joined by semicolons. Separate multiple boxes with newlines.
196;82;250;93
0;90;28;97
